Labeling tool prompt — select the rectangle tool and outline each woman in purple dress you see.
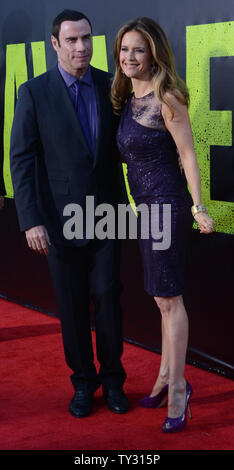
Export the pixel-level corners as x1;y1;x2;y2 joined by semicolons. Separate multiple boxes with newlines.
111;17;214;432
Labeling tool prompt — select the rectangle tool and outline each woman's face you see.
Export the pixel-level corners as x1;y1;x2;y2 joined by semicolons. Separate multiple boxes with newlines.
119;30;153;80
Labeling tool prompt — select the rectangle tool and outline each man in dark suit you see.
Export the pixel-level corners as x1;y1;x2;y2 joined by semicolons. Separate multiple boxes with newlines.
10;9;128;417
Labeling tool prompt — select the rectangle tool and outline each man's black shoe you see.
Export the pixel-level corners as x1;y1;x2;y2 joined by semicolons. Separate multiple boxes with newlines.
69;389;93;418
103;387;129;414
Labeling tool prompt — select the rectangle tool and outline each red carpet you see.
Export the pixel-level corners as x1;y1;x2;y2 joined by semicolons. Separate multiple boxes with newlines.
0;298;233;451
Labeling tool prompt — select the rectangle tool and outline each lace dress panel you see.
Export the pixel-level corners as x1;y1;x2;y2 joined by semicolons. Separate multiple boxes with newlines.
131;91;166;131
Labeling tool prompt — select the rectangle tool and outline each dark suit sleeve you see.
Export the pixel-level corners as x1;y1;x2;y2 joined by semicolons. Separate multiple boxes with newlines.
0;176;6;197
10;83;44;232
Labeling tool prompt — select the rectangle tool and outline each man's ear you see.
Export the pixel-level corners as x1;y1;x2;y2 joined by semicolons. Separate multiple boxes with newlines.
51;35;59;51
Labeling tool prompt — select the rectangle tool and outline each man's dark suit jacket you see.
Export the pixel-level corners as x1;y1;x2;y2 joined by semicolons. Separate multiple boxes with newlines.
10;65;121;246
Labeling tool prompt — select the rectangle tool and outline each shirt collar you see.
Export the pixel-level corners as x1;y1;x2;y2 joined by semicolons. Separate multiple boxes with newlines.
58;62;92;88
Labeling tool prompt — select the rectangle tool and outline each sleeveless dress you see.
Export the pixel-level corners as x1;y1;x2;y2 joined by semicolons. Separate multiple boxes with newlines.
117;91;193;297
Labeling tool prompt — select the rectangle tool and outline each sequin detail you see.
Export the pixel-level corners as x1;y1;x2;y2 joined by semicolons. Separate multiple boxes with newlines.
117;92;193;297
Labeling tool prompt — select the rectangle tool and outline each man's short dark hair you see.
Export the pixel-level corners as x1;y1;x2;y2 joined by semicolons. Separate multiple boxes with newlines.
52;9;92;44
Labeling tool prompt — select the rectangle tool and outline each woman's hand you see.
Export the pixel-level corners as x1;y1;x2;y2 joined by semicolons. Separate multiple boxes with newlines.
194;212;215;234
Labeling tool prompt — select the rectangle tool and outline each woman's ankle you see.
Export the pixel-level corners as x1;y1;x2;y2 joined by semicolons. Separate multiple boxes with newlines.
151;375;169;396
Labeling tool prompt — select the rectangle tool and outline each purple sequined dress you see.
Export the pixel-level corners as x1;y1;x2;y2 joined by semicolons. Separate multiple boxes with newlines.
117;92;193;297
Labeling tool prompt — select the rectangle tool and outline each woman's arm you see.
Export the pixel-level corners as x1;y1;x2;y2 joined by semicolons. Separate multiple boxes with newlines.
162;93;214;234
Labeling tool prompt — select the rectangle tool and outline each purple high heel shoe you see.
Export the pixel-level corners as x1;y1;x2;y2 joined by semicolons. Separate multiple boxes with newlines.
161;381;193;433
139;384;168;408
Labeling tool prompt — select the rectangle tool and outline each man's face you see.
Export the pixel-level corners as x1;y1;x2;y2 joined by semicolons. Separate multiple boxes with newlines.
51;19;93;77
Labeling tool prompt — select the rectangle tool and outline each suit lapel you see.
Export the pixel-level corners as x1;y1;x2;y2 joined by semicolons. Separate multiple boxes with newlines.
48;66;93;164
91;67;111;168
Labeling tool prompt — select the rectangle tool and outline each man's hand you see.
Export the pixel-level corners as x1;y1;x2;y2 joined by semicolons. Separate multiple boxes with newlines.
25;225;51;256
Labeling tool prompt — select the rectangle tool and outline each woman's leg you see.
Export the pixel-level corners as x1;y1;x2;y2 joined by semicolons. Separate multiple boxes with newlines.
154;295;188;418
150;316;169;402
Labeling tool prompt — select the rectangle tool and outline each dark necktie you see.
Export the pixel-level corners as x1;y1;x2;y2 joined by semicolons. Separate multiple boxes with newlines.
73;80;93;155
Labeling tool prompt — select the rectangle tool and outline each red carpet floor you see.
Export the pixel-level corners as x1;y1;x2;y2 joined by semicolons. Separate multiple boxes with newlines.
0;298;233;451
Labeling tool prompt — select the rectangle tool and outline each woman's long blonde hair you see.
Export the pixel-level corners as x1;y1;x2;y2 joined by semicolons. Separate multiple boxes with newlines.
111;17;189;115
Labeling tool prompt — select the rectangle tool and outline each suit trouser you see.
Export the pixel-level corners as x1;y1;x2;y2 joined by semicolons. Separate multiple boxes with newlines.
47;238;126;392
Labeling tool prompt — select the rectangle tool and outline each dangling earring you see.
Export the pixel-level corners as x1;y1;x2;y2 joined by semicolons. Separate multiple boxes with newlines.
151;63;157;76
